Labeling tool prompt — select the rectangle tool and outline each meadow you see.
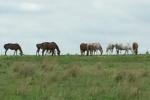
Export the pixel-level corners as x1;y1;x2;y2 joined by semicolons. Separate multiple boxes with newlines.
0;55;150;100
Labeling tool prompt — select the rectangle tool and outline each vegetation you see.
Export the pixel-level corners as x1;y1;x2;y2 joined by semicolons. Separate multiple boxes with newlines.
0;55;150;100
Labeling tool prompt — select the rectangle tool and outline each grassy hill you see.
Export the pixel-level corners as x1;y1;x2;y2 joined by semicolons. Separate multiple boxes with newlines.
0;55;150;100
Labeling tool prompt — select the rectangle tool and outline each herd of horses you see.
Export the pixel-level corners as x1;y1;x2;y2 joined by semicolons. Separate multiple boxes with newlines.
4;42;60;56
80;42;138;56
3;42;138;56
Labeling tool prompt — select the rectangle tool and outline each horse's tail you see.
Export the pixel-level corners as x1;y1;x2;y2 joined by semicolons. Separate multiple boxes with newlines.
4;44;8;50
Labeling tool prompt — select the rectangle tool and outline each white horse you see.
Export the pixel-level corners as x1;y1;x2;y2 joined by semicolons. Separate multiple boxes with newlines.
106;43;115;54
115;43;132;55
92;42;103;55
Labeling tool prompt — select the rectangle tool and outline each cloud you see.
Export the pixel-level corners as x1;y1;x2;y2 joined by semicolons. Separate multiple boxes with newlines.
0;0;150;55
20;2;43;12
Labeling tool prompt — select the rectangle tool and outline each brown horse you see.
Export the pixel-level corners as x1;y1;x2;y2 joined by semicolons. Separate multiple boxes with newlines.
132;42;138;55
36;42;55;56
4;43;23;56
80;43;88;56
41;42;60;56
88;43;95;55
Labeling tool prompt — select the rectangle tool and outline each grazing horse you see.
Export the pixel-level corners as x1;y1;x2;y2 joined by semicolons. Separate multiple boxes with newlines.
4;43;23;56
106;43;115;54
88;43;95;55
132;42;138;55
41;42;60;56
36;42;52;56
80;43;88;56
115;43;132;55
80;42;103;56
92;43;103;55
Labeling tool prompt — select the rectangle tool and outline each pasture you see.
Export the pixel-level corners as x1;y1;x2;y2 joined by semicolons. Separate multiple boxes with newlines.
0;55;150;100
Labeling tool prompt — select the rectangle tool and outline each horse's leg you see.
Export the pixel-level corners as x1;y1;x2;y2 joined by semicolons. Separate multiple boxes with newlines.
42;49;45;56
36;49;39;56
87;50;89;56
90;51;92;56
124;50;126;55
111;49;113;54
13;50;16;55
101;50;103;55
52;50;54;56
45;49;47;56
16;50;18;55
5;49;8;56
81;50;82;55
99;49;102;55
116;49;119;55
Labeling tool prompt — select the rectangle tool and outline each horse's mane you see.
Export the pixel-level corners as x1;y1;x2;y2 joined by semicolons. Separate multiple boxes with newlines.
52;42;60;52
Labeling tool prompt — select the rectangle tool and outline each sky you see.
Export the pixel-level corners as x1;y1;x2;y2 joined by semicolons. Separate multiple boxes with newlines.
0;0;150;55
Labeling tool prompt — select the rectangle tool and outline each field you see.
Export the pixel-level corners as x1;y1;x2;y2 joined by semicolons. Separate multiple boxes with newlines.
0;55;150;100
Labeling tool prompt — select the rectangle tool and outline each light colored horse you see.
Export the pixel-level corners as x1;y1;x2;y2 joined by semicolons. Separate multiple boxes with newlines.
80;42;103;56
87;42;103;55
92;43;103;55
115;43;132;55
87;43;95;55
106;43;115;54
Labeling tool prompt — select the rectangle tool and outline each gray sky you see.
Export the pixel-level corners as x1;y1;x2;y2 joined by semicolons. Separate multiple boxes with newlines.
0;0;150;55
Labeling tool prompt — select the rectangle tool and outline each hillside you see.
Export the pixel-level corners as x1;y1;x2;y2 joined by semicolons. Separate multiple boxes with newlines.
0;55;150;100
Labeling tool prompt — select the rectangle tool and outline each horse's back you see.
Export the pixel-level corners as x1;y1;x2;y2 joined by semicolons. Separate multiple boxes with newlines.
4;43;21;50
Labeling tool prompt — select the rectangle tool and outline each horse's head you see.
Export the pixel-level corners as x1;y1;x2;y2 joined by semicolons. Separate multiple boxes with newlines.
20;52;23;56
57;50;60;56
101;49;103;55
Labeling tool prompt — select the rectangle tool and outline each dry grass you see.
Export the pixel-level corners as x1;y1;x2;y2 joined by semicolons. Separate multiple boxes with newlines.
113;68;150;84
16;80;30;96
13;62;36;78
62;65;81;80
41;58;58;72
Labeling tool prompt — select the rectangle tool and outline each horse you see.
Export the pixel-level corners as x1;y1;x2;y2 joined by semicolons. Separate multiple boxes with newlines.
106;43;115;54
132;42;138;55
92;42;103;55
4;43;23;56
80;42;103;56
115;43;132;55
41;42;60;56
80;43;88;56
87;43;95;55
36;42;52;56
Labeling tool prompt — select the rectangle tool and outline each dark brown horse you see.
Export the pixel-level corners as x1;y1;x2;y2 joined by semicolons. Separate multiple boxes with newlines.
36;42;55;56
41;42;60;56
4;43;23;56
80;43;88;56
132;42;138;55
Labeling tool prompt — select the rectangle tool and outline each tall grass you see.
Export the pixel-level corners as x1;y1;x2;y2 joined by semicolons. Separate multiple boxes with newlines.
0;55;150;100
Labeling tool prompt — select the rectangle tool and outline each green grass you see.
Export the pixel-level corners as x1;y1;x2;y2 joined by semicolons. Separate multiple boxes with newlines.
0;55;150;100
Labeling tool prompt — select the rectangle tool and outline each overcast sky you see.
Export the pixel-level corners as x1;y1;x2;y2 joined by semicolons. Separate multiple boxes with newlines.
0;0;150;55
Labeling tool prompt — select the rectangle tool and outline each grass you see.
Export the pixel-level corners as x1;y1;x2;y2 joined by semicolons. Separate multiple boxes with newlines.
0;55;150;100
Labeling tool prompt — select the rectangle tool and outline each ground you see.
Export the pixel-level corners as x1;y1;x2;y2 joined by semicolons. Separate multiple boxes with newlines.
0;55;150;100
